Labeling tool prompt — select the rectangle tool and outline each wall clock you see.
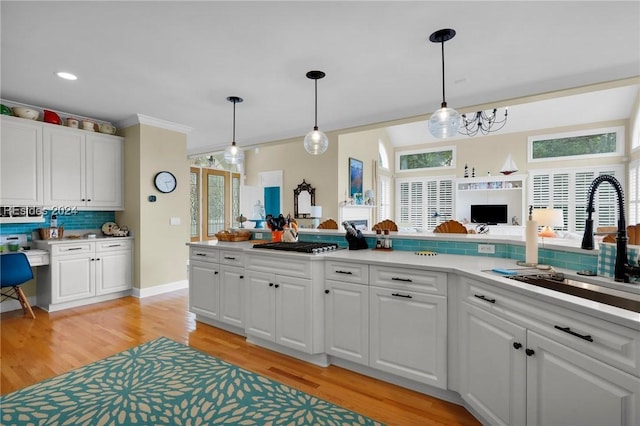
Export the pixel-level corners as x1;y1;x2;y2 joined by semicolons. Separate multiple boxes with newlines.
154;171;177;193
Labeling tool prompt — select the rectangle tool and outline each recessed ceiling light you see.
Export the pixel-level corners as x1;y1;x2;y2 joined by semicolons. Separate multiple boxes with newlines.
56;71;77;81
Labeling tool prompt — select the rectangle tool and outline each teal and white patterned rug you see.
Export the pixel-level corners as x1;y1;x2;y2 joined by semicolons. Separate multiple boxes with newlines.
1;337;383;425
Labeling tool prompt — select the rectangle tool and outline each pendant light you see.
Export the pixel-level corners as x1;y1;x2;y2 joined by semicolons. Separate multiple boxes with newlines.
428;29;461;139
223;96;244;164
304;70;329;155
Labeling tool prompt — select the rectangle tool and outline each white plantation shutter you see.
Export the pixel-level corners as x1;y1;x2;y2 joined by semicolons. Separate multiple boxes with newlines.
397;177;453;230
629;161;639;225
529;165;623;233
378;174;391;222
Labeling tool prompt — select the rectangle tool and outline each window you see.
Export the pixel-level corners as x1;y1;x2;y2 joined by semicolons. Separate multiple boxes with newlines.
377;174;391;222
190;167;200;242
529;165;623;232
396;146;455;172
629;160;640;225
396;176;454;230
528;127;624;162
378;140;389;170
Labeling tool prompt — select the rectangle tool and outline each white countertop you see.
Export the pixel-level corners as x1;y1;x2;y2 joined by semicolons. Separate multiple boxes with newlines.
34;235;134;245
188;240;640;329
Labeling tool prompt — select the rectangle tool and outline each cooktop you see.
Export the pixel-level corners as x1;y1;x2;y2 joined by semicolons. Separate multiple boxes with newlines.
252;241;340;254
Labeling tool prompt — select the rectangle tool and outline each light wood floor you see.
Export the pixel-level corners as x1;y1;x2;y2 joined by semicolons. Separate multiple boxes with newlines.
1;290;480;426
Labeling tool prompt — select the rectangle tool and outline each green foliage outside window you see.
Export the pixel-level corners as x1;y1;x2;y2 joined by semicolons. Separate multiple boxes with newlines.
532;132;617;159
399;149;453;170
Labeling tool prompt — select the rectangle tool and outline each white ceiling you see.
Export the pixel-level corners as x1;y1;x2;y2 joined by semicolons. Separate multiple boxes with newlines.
1;1;639;155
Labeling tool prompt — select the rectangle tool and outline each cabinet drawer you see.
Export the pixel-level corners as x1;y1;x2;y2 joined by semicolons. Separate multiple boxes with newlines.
325;260;369;285
51;242;93;256
190;246;219;263
370;265;446;295
462;277;640;377
96;239;132;252
220;250;244;266
246;253;311;278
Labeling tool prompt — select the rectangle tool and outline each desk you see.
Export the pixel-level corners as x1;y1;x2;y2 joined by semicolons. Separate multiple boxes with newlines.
1;250;50;267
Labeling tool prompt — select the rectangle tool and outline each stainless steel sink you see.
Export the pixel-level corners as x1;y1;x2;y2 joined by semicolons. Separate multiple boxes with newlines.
507;274;640;313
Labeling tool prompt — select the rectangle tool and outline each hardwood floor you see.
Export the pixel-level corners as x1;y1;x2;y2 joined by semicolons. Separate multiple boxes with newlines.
1;290;480;425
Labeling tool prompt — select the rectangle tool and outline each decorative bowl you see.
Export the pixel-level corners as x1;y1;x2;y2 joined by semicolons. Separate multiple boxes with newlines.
0;104;12;115
12;107;39;120
98;123;116;135
43;109;62;125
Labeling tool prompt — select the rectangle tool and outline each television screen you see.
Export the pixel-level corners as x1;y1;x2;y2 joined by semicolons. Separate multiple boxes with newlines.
471;204;508;225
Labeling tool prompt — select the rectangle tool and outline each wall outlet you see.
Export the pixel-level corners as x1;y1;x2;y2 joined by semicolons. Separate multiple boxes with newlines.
478;244;496;254
255;233;263;239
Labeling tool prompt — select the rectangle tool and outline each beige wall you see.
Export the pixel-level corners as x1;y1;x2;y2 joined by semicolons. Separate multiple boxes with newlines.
117;123;190;290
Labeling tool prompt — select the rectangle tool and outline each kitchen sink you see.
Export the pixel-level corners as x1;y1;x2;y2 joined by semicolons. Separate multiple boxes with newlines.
507;274;640;313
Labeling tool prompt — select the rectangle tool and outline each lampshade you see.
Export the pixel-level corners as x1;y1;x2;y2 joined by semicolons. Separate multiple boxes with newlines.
223;96;244;164
304;70;328;155
532;208;563;237
310;206;322;218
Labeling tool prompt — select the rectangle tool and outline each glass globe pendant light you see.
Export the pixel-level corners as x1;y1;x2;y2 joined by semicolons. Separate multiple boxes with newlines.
304;70;329;155
223;96;244;164
428;29;461;139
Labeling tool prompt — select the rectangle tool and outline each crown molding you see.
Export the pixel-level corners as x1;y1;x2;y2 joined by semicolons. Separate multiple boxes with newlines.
117;113;193;134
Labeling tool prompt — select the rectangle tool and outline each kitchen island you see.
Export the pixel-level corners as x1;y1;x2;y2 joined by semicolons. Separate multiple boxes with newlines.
187;237;640;425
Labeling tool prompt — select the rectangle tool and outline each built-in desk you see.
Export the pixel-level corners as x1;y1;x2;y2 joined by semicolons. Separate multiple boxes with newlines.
0;249;49;267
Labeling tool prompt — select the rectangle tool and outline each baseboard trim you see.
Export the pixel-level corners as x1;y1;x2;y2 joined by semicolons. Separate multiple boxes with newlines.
0;295;37;314
132;280;188;298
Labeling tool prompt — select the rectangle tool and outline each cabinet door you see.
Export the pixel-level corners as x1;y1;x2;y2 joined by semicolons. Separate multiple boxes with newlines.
0;117;43;205
96;250;132;295
43;127;86;206
325;279;369;365
275;275;312;353
52;254;94;303
459;302;526;426
244;271;276;342
527;331;640;426
189;260;219;320
85;133;123;209
369;285;447;389
219;265;245;328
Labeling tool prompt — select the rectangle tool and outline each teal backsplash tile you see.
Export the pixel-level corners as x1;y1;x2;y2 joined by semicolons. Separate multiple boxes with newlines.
0;211;116;235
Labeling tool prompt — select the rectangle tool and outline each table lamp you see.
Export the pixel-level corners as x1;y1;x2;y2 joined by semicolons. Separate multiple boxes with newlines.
310;205;322;228
364;189;375;206
533;208;563;237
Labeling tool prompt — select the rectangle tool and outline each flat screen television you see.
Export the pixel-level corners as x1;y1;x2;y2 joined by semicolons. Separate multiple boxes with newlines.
471;204;508;225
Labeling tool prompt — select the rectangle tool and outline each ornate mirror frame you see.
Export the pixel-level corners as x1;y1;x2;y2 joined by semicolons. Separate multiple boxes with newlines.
293;179;316;218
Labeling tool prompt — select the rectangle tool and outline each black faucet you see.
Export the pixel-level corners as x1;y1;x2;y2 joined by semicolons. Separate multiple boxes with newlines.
581;175;640;283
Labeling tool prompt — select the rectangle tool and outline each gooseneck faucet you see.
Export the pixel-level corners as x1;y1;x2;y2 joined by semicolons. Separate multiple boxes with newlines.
580;175;635;282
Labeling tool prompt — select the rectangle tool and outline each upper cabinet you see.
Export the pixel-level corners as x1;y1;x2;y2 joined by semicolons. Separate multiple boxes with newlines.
43;127;123;209
0;116;43;205
1;116;124;211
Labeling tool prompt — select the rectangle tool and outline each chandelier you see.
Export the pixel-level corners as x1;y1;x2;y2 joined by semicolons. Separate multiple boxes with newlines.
459;108;508;137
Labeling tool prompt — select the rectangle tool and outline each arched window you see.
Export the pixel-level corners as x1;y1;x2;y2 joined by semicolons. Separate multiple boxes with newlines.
378;140;389;170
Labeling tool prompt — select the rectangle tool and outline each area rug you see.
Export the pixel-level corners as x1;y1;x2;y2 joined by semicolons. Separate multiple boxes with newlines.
1;337;383;425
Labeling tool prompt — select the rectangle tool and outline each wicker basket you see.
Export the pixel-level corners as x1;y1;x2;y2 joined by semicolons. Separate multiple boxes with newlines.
39;227;64;240
215;230;251;242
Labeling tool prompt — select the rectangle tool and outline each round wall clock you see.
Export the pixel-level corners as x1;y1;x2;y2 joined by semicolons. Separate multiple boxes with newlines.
154;171;177;193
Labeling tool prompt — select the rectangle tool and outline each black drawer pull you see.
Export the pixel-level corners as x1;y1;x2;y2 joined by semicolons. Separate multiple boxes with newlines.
554;326;594;342
195;253;207;256
67;247;83;251
224;256;236;260
391;293;412;299
474;294;496;304
335;270;353;275
391;277;412;282
107;244;121;248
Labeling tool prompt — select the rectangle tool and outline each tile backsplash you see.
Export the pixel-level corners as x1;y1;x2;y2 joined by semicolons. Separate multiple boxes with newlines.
0;211;116;235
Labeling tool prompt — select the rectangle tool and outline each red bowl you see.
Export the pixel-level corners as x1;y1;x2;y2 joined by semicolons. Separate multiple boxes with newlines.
43;109;62;125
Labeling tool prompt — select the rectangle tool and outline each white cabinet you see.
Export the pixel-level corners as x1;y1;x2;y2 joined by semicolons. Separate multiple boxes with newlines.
35;239;132;311
0;116;43;205
458;276;640;426
245;252;325;356
188;246;246;330
369;266;447;389
324;260;369;365
455;174;526;225
43;126;123;209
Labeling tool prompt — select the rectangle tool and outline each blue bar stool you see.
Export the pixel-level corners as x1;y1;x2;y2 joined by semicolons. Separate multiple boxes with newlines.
1;252;36;318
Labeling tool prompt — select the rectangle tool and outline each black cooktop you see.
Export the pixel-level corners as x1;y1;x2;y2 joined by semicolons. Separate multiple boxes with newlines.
252;241;340;254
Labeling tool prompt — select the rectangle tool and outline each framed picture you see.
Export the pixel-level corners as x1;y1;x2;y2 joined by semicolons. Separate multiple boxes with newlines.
349;157;363;198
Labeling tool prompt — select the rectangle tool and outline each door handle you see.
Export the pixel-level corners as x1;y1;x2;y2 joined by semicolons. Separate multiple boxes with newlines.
554;325;594;342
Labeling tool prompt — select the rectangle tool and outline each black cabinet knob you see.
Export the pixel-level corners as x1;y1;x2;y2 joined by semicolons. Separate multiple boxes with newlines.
214;271;219;275
525;348;535;356
269;283;274;287
239;275;244;279
274;284;280;288
324;289;330;294
513;342;522;350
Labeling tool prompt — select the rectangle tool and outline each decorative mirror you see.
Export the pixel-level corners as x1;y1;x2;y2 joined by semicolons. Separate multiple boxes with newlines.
294;179;316;218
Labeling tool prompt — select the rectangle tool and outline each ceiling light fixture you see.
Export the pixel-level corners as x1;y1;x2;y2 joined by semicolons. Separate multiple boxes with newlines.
459;108;509;137
56;71;77;81
223;96;244;165
428;28;461;139
304;70;329;155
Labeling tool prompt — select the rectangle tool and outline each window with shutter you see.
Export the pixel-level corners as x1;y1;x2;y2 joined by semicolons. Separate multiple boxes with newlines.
378;174;391;222
629;160;639;225
397;177;453;230
529;165;623;233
